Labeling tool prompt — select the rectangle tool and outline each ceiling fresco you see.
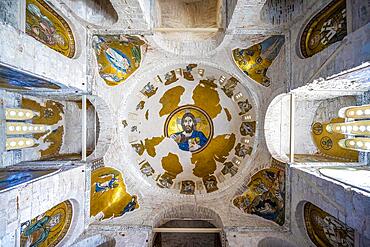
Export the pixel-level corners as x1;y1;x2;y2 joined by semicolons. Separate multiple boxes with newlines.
304;202;354;247
120;64;256;194
232;158;285;226
26;0;76;58
93;35;147;86
232;35;284;87
20;200;72;247
299;0;347;58
90;163;139;221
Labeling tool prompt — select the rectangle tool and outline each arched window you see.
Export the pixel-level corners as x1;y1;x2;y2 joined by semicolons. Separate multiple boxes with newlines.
25;0;76;58
299;0;347;58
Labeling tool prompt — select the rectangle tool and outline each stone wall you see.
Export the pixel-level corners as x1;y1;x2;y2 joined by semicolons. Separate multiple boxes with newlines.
0;0;88;91
289;165;370;247
0;164;87;246
288;0;370;90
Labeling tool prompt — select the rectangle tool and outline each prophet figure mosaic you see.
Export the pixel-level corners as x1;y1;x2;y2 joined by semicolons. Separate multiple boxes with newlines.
299;0;347;58
304;202;354;247
90;166;139;220
93;35;146;86
26;0;75;58
165;105;213;153
20;200;72;247
233;162;285;225
232;35;285;87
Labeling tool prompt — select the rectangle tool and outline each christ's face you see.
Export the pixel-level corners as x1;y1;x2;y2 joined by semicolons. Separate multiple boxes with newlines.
183;116;194;133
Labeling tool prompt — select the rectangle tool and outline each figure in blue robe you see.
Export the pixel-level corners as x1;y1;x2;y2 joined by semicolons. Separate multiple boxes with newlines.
170;112;208;152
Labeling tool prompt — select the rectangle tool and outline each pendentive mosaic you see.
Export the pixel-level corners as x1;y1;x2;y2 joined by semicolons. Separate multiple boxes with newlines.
26;0;76;58
233;158;285;225
90;160;139;221
93;35;147;86
232;35;284;87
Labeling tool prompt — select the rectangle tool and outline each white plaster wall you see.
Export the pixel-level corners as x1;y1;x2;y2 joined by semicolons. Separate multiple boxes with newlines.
0;164;87;246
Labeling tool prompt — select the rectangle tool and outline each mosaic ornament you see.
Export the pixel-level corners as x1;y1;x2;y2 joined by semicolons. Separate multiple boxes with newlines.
300;0;347;58
304;202;354;247
180;180;196;195
140;161;155;177
90;166;139;220
221;161;238;177
238;99;252;115
221;77;238;98
20;200;72;247
233;35;284;87
26;0;75;58
164;105;213;153
93;35;146;86
311;118;358;161
235;143;253;158
240;121;256;137
233;162;285;225
203;175;218;193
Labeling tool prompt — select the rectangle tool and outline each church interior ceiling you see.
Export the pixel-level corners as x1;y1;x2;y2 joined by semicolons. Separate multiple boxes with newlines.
121;64;256;194
232;158;285;226
93;35;147;86
299;0;347;58
25;0;76;58
0;64;63;90
304;202;354;247
90;164;139;221
20;200;73;247
232;35;285;87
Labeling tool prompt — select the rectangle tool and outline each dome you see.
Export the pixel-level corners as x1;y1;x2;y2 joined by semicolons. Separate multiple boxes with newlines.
119;63;256;194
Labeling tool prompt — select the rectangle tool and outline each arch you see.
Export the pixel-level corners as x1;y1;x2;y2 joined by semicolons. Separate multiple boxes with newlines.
297;0;347;58
258;237;297;247
152;204;224;228
60;0;118;27
264;93;290;163
86;95;114;161
150;204;225;247
25;0;76;58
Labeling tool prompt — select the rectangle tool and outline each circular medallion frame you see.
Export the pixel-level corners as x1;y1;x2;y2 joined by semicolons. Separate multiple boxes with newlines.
164;105;214;153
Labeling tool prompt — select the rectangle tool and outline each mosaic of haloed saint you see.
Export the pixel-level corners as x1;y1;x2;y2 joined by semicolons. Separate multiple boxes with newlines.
26;0;75;58
304;202;354;247
122;64;257;194
20;200;72;247
233;159;285;225
165;105;213;153
93;35;146;86
90;166;139;221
